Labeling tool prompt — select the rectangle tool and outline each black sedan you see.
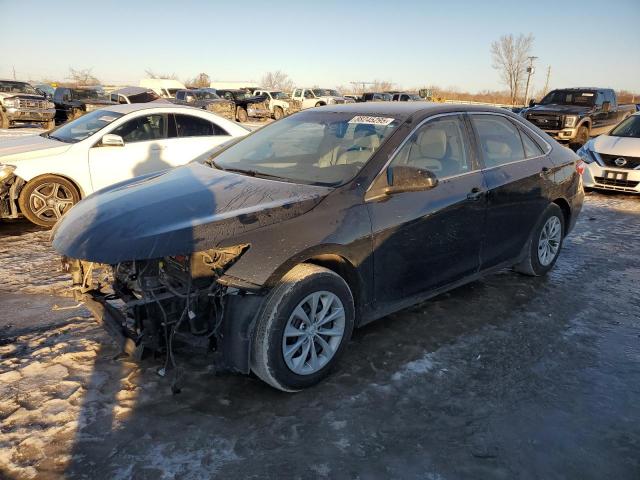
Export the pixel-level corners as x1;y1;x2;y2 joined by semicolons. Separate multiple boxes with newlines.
53;103;584;391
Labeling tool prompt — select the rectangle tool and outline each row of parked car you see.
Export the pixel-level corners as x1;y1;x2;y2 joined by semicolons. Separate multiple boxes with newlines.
1;76;639;391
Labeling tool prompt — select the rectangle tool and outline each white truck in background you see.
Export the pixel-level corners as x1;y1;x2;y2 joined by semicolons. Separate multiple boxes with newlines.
139;79;186;99
291;88;353;110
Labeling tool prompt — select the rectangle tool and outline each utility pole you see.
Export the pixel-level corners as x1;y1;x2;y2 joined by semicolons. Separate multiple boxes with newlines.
523;56;538;107
542;66;551;97
12;66;16;80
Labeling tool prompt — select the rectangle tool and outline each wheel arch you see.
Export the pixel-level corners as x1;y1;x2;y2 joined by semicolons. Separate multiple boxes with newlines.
551;197;571;236
264;247;364;319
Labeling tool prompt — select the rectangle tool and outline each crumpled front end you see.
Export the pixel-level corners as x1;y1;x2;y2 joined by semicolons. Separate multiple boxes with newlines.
0;173;24;219
206;100;236;121
247;101;271;118
64;243;265;389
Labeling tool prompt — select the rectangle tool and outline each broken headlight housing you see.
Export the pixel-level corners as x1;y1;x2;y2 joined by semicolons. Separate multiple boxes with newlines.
0;164;16;182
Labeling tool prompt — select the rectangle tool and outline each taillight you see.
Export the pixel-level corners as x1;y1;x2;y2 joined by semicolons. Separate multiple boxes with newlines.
575;159;585;175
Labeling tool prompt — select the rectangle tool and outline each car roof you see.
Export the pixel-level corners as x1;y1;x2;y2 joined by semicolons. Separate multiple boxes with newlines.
311;102;520;119
111;86;153;96
93;103;208;114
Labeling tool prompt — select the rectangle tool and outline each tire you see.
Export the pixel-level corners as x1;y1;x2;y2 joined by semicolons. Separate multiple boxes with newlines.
570;125;590;150
273;106;284;120
315;102;325;108
44;119;55;130
514;203;565;277
252;264;355;392
18;175;81;228
236;106;248;123
0;112;9;129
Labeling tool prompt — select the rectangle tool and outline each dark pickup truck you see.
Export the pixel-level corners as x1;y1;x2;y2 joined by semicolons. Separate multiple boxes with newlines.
53;86;116;124
173;89;235;121
215;89;269;122
524;88;635;147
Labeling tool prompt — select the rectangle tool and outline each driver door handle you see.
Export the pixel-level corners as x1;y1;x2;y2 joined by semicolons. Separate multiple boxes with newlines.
467;187;485;201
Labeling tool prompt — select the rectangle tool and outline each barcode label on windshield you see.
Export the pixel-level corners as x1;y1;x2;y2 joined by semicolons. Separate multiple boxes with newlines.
348;116;395;126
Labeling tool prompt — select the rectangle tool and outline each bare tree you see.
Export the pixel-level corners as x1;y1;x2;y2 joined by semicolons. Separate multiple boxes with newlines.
67;67;100;86
371;80;394;92
491;33;534;105
261;71;294;92
186;73;211;88
144;69;179;80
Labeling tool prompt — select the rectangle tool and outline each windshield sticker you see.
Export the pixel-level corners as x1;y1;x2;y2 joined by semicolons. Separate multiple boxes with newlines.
348;115;395;126
581;93;594;97
98;115;118;122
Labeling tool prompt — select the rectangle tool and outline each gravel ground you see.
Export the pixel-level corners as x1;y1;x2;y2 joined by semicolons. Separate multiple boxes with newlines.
0;138;639;479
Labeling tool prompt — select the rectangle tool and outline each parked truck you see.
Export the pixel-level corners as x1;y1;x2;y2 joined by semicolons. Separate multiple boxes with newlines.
215;89;270;122
252;90;301;119
291;88;353;109
0;80;56;129
524;87;635;148
52;87;116;124
173;89;236;120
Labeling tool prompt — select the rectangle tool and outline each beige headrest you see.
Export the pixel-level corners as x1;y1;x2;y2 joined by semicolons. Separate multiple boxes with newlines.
417;128;446;159
353;134;380;151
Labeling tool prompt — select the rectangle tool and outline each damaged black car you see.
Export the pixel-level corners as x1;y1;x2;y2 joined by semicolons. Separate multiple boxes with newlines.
52;103;584;391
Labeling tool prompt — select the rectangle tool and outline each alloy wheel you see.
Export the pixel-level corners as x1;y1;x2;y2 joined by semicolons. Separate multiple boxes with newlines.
282;291;346;375
29;182;75;223
538;216;562;266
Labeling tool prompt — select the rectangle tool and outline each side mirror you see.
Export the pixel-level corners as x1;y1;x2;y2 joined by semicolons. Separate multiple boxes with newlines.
528;99;536;107
602;101;611;113
101;134;124;147
384;165;438;195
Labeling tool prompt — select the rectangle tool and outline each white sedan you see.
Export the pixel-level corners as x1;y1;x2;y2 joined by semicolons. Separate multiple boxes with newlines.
577;112;640;194
0;103;249;226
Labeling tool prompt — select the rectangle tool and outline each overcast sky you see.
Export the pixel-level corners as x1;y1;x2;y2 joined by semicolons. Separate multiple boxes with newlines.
2;0;639;93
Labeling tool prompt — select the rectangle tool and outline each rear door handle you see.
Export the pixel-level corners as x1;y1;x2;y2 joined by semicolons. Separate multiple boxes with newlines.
467;187;485;201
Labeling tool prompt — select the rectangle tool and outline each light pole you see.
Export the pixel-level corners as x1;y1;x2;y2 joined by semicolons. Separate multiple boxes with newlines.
523;56;538;107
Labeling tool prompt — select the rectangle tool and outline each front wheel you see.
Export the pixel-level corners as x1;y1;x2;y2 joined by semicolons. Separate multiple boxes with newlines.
570;125;589;150
0;112;9;129
273;106;284;120
252;264;355;392
236;106;248;122
18;175;80;228
514;203;565;276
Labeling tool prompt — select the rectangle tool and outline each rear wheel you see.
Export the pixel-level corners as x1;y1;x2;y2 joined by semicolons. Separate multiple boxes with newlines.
18;175;80;228
236;106;248;122
514;203;565;276
315;102;325;108
252;264;355;392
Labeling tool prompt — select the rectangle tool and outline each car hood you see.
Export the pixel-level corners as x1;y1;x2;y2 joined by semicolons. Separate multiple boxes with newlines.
528;104;591;115
0;92;46;100
592;135;640;156
52;163;333;264
0;135;71;162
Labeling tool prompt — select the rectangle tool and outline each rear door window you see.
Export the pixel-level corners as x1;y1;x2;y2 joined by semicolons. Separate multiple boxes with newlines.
174;114;228;137
520;129;544;158
470;115;526;168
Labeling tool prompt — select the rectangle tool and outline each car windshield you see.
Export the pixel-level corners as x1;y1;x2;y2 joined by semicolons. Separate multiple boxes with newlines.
44;110;124;143
271;91;290;100
127;91;160;103
609;115;640;138
194;90;220;100
0;81;38;95
539;90;596;106
208;111;401;186
313;89;340;97
409;94;422;101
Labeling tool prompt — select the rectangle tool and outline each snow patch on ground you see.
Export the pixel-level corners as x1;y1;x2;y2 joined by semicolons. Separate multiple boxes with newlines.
391;352;437;382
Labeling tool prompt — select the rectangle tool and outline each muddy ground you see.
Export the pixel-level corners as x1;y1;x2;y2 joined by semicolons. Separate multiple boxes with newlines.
0;191;639;479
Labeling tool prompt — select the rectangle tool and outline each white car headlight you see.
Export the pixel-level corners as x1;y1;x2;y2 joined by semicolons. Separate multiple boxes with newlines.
564;116;578;128
4;98;18;108
0;164;16;181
